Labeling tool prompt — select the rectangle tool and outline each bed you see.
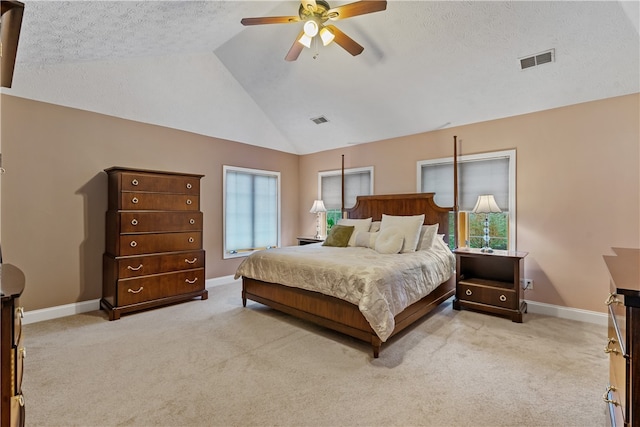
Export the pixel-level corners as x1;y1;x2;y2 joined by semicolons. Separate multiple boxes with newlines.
235;192;457;358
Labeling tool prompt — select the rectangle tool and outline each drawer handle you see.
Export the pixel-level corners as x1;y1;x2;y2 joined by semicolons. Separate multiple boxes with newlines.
603;338;619;355
16;306;24;319
127;264;143;271
131;179;139;186
127;287;144;294
131;219;138;226
465;289;472;296
189;218;195;225
13;394;24;407
185;258;197;264
188;237;195;243
132;197;139;204
186;183;192;189
185;278;198;284
186;199;193;205
602;386;620;406
499;295;507;302
130;241;138;247
19;347;26;359
605;293;622;306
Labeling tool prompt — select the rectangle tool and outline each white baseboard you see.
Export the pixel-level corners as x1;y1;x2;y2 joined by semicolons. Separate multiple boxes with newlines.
23;276;239;325
525;300;608;326
23;278;606;326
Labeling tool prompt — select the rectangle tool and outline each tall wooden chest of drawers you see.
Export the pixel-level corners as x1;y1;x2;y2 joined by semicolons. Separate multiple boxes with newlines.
603;247;639;427
101;167;208;320
1;264;26;427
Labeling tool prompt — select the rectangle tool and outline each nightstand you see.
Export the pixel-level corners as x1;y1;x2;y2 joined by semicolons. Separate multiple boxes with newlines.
452;248;528;322
297;236;324;246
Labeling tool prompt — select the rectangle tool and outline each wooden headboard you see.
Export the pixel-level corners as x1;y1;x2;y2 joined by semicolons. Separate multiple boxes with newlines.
345;193;453;244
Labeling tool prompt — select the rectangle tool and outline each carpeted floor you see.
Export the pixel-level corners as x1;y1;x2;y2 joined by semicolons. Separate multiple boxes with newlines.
23;280;608;426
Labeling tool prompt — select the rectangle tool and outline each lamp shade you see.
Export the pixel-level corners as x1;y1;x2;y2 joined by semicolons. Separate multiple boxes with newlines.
472;195;502;214
309;200;327;214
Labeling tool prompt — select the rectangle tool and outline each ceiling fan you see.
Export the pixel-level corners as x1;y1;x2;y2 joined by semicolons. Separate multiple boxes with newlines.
241;0;387;61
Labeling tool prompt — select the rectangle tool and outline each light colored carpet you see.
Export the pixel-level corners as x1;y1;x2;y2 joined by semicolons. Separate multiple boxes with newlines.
23;280;608;426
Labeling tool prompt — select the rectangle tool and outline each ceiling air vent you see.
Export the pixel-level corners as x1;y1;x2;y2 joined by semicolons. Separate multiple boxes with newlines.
311;116;329;125
520;49;555;70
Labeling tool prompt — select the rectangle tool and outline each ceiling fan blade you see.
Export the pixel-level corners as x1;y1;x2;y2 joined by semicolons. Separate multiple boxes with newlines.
325;25;364;56
285;32;305;61
241;16;300;26
1;0;25;88
327;0;387;20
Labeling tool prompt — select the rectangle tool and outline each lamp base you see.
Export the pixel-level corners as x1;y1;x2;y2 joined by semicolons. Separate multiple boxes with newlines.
480;247;494;253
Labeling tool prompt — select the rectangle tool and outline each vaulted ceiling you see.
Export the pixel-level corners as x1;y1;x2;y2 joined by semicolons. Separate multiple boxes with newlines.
4;1;639;155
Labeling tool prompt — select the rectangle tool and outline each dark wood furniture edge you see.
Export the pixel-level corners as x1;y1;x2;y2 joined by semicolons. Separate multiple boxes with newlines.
99;289;208;321
104;166;204;178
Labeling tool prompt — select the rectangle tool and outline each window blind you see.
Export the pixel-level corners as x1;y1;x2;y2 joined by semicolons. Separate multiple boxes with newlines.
321;170;371;210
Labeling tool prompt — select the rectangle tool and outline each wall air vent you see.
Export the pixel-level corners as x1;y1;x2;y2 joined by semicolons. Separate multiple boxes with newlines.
520;49;555;70
311;116;329;125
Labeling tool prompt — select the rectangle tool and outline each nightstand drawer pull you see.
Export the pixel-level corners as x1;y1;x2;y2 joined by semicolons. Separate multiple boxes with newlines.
465;289;472;296
131;219;138;226
602;386;620;406
185;258;197;264
186;183;192;189
603;338;619;355
605;293;622;306
127;264;143;271
132;197;139;204
185;278;198;284
127;287;144;294
499;294;507;302
131;179;139;186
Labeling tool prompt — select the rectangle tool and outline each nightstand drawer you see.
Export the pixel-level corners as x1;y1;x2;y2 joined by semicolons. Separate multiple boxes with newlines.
458;281;518;309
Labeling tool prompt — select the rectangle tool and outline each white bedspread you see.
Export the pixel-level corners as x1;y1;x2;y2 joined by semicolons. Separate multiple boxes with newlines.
234;238;455;341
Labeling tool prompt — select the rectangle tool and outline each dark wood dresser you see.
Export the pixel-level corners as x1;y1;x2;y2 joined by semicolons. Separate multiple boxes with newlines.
1;264;26;427
101;167;208;320
603;247;639;426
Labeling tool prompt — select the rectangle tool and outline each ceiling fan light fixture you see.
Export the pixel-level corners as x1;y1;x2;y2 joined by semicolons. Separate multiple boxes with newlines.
303;20;319;37
298;33;313;48
320;26;335;46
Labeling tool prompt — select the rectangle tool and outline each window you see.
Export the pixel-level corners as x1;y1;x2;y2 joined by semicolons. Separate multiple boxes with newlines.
319;167;373;230
417;150;516;250
223;166;280;259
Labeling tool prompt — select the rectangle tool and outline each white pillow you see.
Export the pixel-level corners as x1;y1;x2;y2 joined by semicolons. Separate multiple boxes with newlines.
417;224;439;251
369;221;381;233
374;227;404;254
380;214;425;253
337;218;372;247
354;231;378;248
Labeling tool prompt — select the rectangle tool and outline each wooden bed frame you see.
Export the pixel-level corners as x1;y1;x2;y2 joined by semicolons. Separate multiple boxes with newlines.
241;193;456;358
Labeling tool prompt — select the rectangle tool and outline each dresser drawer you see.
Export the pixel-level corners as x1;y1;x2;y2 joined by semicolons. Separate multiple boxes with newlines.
119;232;202;256
458;281;517;309
117;268;205;306
119;192;200;211
113;250;205;278
117;211;202;233
119;172;200;195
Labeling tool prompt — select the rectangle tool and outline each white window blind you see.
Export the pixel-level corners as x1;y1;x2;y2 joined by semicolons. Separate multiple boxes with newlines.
421;155;510;210
224;166;279;257
320;168;372;210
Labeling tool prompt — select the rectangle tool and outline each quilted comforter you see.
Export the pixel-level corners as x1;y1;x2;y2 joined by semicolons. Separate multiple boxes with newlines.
234;237;455;341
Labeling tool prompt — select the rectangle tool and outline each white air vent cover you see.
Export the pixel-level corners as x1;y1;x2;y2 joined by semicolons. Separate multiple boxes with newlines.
311;116;329;125
520;49;555;70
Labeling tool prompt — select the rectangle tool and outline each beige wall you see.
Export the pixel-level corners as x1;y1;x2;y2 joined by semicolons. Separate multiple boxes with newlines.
299;94;640;313
0;95;299;311
2;93;638;314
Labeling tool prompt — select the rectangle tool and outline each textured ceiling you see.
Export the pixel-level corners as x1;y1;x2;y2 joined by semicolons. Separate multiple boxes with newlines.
4;1;640;155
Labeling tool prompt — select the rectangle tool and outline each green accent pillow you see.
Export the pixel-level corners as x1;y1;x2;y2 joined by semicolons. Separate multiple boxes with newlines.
322;225;355;248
